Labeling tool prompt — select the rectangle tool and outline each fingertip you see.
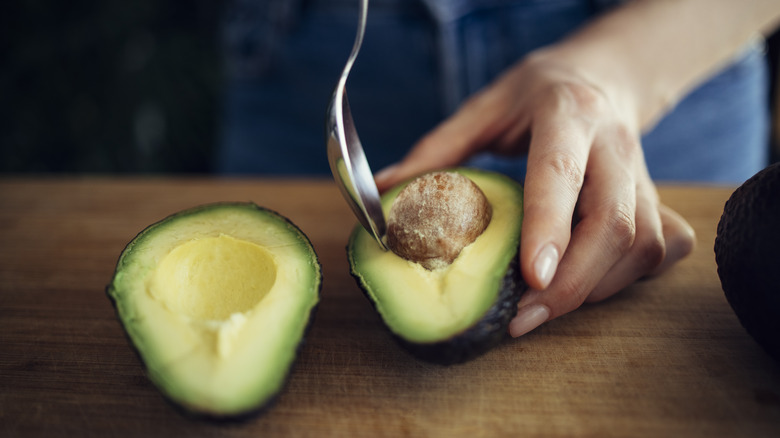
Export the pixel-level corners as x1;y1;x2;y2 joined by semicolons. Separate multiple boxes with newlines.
374;164;399;193
662;204;696;255
508;303;550;338
374;161;430;193
649;204;696;276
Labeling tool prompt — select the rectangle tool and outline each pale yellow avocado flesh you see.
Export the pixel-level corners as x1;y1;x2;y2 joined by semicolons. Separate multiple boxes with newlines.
349;169;523;343
109;204;320;416
151;235;277;323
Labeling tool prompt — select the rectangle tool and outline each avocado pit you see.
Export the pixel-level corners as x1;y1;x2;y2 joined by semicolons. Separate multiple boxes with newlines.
386;171;492;270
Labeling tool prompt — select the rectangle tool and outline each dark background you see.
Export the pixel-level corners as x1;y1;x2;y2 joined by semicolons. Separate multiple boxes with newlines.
1;2;778;175
0;0;222;174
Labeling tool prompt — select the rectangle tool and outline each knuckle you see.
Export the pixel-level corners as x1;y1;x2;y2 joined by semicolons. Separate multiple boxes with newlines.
550;81;606;119
544;150;585;194
611;125;641;161
636;232;666;271
604;202;636;253
549;280;590;318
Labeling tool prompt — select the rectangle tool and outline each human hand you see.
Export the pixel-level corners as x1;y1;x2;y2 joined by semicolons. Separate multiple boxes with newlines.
375;48;696;338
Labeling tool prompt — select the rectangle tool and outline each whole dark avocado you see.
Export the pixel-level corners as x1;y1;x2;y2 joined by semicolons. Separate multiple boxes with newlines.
715;162;780;362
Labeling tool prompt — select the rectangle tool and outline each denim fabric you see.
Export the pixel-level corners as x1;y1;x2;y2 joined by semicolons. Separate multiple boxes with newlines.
427;0;595;112
219;0;440;174
219;0;769;184
642;42;769;183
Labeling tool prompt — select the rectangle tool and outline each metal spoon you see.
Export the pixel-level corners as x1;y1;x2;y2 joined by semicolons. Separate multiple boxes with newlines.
326;0;388;250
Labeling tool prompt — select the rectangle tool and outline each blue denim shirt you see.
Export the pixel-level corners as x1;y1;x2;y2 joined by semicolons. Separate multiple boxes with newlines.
219;0;768;184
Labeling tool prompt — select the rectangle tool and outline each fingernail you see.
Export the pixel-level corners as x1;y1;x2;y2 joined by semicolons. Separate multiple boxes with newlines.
374;164;398;185
509;304;550;338
534;244;559;289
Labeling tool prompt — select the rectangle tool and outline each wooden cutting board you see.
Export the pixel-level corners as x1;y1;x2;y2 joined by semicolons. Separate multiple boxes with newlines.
1;178;778;437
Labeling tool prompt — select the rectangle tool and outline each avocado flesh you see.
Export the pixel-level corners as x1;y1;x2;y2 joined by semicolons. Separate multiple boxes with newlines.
107;203;320;418
348;168;525;362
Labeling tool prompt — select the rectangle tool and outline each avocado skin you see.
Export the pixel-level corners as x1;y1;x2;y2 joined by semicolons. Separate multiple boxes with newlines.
715;162;780;363
105;202;322;421
350;252;526;365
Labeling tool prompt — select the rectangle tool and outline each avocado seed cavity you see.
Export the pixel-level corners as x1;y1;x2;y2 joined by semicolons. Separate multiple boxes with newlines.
386;171;492;270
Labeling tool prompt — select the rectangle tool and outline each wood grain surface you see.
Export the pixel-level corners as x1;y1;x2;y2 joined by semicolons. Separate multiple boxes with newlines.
1;177;778;437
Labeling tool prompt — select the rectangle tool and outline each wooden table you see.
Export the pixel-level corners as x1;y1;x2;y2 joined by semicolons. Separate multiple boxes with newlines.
1;177;779;437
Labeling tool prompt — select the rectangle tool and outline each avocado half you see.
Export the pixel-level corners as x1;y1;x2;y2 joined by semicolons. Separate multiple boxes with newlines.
107;203;321;419
347;168;526;365
715;162;780;363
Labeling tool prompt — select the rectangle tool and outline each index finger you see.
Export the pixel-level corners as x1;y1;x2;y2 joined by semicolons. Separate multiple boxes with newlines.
520;87;596;290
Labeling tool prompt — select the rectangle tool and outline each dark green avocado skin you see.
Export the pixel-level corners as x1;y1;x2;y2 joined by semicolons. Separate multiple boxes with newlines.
350;252;526;365
715;162;780;363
